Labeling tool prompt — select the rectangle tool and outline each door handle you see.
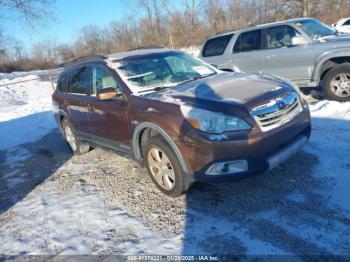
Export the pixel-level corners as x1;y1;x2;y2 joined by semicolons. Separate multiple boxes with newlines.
87;104;95;111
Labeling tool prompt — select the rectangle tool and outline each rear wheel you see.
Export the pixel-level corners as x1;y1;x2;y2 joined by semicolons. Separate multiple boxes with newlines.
144;136;191;197
61;119;90;155
323;64;350;101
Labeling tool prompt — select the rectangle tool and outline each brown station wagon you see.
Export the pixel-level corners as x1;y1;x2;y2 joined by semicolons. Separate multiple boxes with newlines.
52;47;311;197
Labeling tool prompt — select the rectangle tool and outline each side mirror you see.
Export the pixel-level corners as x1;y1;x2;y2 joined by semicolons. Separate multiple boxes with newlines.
291;35;307;46
97;87;120;100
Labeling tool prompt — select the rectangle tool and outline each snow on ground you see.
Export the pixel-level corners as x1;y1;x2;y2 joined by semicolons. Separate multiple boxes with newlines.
0;74;56;150
0;71;350;256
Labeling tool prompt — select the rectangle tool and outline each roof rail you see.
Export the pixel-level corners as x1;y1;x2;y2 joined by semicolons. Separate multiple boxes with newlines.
215;29;235;35
127;45;166;51
60;54;107;68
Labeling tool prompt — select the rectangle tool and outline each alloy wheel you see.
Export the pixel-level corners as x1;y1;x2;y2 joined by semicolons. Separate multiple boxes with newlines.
330;73;350;97
147;147;175;190
64;124;77;152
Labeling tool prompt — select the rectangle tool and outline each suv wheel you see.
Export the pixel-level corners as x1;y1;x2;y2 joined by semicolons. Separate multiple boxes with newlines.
61;119;90;155
323;64;350;102
144;136;191;197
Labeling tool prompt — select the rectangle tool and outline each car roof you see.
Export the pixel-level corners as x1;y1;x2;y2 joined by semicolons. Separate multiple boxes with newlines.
62;47;178;69
107;47;175;61
208;17;313;39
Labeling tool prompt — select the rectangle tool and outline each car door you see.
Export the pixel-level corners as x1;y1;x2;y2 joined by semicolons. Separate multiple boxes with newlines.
231;29;264;73
262;25;316;82
65;66;92;133
84;64;131;152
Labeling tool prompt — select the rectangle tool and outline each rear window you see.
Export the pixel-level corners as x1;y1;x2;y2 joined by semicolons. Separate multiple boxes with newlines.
233;29;262;53
202;34;233;57
344;19;350;26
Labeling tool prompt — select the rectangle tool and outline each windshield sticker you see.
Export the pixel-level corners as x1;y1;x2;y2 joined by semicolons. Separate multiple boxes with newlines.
192;66;212;76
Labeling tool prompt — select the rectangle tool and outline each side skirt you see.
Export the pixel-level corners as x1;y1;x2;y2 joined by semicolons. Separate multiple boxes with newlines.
76;131;137;161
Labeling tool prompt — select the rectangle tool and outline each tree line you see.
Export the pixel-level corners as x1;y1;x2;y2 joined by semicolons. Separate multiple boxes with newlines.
1;0;350;72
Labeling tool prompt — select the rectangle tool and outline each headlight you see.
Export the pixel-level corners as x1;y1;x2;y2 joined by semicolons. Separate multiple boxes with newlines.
180;105;251;134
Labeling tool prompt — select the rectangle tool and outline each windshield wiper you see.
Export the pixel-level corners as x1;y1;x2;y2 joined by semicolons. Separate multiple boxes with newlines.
178;72;217;85
137;73;217;93
137;85;175;93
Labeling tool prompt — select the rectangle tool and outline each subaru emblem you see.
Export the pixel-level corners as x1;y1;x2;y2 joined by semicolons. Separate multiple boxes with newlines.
277;100;287;110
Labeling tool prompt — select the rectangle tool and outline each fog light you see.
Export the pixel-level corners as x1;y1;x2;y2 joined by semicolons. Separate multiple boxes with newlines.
205;160;248;175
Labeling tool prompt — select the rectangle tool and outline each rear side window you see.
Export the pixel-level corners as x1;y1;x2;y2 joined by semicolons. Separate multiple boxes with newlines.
202;34;233;57
233;29;262;53
68;66;92;95
57;73;68;93
344;19;350;25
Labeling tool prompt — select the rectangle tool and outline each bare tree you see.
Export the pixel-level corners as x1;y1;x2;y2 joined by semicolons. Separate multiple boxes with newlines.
0;0;55;27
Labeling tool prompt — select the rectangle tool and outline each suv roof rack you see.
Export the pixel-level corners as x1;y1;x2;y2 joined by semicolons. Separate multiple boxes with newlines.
215;29;235;35
60;54;107;68
127;45;166;51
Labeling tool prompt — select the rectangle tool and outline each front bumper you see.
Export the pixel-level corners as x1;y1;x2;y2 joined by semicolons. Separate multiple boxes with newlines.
192;129;310;183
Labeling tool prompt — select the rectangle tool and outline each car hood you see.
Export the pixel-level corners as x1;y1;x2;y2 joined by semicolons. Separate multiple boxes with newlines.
145;72;296;112
318;34;350;44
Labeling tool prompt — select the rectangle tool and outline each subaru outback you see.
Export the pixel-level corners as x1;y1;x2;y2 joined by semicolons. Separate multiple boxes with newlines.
52;47;311;197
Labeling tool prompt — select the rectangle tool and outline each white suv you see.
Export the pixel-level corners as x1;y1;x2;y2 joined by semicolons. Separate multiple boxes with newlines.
332;17;350;34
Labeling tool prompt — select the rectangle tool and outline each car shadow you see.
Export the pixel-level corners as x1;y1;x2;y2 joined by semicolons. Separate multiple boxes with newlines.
0;112;71;215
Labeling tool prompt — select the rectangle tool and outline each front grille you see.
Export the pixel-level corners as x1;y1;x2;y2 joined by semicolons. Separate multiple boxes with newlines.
250;92;302;131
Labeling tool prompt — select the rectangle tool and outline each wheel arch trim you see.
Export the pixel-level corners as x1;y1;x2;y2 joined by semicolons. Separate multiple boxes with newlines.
132;122;189;173
313;49;350;83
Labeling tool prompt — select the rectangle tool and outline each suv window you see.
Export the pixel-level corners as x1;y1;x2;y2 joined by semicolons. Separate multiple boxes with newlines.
233;29;262;53
202;34;233;57
92;65;120;95
69;66;92;95
266;25;303;48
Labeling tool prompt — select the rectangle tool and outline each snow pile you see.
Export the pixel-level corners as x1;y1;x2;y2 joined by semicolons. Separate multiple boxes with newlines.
181;46;201;57
310;100;350;119
0;70;52;81
0;74;56;150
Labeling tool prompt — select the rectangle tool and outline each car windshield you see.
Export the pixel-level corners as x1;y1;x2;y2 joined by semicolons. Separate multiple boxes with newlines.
114;51;217;92
295;19;337;39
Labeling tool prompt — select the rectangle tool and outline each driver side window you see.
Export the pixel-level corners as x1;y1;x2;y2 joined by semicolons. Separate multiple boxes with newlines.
266;25;305;48
92;65;121;95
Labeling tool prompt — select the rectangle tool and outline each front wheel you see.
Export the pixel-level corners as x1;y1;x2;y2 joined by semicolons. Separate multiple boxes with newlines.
144;137;191;197
323;64;350;102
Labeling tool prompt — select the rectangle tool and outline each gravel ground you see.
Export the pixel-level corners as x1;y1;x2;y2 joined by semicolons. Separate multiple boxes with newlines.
1;126;350;256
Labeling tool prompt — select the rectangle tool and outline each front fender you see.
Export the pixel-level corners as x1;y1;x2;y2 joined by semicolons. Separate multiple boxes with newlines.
131;122;190;173
216;62;240;72
312;48;350;82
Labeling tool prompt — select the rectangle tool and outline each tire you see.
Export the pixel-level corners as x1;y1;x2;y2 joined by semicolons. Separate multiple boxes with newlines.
144;136;191;197
61;119;90;155
323;64;350;102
